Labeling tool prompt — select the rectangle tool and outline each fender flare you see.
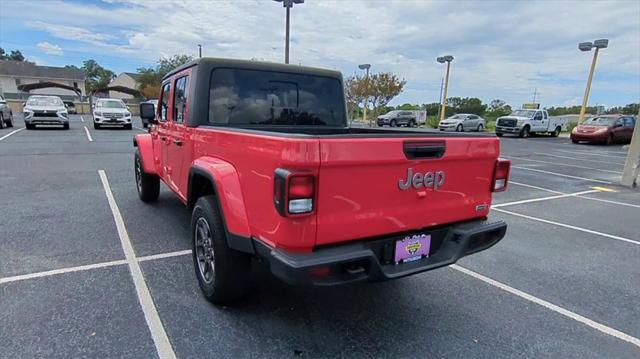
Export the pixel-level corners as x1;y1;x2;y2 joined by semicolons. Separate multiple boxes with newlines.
133;134;157;174
188;158;253;253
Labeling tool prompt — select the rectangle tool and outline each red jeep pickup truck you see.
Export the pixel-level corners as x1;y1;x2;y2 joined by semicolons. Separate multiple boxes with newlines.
135;58;510;304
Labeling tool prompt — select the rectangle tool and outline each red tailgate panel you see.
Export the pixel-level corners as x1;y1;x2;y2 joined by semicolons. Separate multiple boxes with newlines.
315;136;500;246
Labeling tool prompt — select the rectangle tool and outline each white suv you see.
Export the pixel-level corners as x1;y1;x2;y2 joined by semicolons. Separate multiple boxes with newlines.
93;99;132;129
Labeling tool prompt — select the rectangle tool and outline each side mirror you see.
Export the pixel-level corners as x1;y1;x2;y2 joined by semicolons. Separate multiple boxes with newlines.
140;103;157;123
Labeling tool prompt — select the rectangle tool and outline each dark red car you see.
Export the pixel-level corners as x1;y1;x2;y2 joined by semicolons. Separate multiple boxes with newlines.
571;115;636;145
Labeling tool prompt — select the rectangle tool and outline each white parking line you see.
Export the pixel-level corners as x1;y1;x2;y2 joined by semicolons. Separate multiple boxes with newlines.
450;264;640;348
536;152;625;166
0;127;24;141
508;181;563;194
138;250;191;262
557;149;627;159
492;190;599;208
80;115;85;123
0;259;127;284
512;166;613;184
83;126;93;142
505;156;622;174
493;207;640;246
509;181;640;209
98;170;176;359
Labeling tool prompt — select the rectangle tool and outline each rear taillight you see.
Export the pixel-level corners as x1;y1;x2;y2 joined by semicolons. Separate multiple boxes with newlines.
274;168;316;216
492;158;511;192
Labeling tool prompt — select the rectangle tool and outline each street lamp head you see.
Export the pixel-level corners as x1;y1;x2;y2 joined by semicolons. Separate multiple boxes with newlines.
437;55;454;63
273;0;304;7
578;42;593;52
358;64;371;70
593;39;609;49
437;57;445;63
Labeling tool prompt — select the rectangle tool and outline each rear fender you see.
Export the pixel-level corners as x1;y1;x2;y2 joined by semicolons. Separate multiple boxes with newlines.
188;157;252;252
133;134;157;174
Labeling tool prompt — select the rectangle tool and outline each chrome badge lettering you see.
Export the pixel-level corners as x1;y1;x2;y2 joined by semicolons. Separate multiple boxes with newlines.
399;168;445;190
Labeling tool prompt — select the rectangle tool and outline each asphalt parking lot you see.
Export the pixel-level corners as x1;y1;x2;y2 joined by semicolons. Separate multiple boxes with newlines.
1;115;639;358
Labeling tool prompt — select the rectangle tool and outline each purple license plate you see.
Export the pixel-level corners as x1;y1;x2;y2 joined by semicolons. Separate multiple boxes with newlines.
394;234;431;264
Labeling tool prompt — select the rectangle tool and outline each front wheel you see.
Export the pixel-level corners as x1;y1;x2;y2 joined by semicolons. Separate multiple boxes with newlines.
192;195;251;305
456;124;463;132
390;120;397;127
134;150;160;202
519;126;530;138
94;123;100;130
496;133;503;137
6;113;13;127
0;114;4;129
63;123;69;130
125;124;132;130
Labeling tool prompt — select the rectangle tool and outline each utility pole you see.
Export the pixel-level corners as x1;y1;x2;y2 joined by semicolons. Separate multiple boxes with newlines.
198;44;202;58
437;55;454;122
532;88;537;104
578;39;608;124
358;64;371;126
274;0;304;64
436;76;444;120
621;106;640;187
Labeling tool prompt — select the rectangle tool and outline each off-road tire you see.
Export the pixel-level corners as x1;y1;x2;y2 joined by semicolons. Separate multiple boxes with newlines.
192;195;251;305
134;150;160;202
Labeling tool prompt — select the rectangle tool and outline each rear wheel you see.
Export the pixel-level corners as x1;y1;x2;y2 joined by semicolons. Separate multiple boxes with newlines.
477;124;484;132
192;195;251;305
551;126;561;137
519;126;530;138
456;124;463;132
0;114;5;129
605;134;613;145
134;150;160;202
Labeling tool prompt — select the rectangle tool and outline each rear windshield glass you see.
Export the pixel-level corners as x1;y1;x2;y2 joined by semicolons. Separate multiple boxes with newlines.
583;117;615;126
208;68;346;126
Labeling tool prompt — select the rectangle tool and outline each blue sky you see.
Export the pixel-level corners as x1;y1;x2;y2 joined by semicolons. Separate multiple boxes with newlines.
1;0;639;108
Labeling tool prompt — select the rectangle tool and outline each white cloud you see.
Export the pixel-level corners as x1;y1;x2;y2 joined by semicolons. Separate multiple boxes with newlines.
5;0;639;106
36;42;63;55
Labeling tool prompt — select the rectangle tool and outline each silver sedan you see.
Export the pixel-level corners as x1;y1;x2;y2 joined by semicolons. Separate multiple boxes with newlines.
438;114;486;132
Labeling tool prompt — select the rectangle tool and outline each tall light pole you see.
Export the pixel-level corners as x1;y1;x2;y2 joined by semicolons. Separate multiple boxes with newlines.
274;0;304;64
358;64;371;125
621;106;640;187
578;39;608;124
198;44;202;58
437;55;454;122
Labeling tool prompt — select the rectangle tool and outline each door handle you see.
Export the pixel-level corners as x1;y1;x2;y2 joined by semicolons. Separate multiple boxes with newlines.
173;139;182;146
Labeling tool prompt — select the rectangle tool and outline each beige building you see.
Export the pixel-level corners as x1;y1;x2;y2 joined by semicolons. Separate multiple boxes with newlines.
109;72;141;99
0;60;85;100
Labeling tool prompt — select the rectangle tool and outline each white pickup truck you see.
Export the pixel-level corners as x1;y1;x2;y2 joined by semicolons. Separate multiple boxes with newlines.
495;109;566;138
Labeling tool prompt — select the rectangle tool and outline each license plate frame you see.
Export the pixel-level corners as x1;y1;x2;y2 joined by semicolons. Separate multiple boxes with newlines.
394;233;431;264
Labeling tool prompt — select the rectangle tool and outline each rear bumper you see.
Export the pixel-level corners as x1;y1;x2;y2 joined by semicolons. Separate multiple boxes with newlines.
570;132;607;142
255;219;507;286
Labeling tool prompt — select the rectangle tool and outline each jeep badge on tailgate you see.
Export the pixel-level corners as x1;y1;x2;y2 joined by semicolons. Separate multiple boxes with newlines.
399;168;445;190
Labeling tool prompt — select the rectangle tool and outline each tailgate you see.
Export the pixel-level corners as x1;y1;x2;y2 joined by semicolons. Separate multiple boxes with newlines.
316;136;500;246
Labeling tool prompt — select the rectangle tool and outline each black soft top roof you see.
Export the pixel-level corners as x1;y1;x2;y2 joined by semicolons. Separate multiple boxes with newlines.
163;57;343;81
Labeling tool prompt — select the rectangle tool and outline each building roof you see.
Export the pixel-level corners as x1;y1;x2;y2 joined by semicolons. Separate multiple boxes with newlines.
0;60;85;80
123;72;141;81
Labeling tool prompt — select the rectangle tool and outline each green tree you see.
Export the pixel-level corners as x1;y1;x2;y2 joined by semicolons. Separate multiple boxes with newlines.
446;97;486;116
396;103;419;110
0;48;26;61
137;54;194;99
82;59;115;94
367;72;407;121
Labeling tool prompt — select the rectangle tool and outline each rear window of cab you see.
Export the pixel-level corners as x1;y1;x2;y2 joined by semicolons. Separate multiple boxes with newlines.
208;68;346;126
